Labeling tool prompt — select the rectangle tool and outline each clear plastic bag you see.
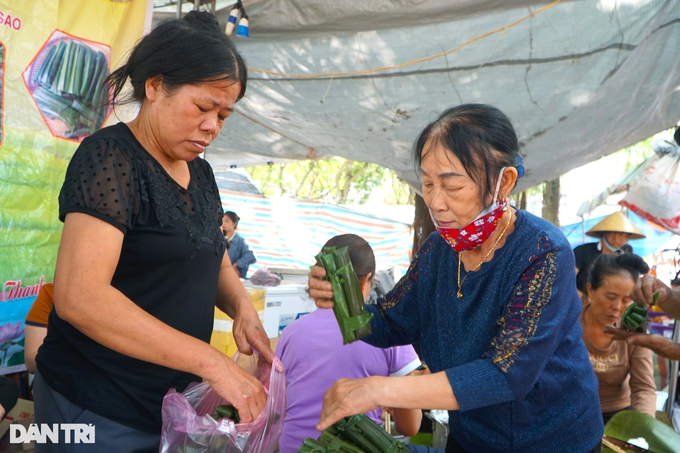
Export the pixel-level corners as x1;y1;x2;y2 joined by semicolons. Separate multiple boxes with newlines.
160;354;285;453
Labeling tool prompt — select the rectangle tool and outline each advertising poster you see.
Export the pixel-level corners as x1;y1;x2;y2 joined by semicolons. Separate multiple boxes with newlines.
0;0;152;373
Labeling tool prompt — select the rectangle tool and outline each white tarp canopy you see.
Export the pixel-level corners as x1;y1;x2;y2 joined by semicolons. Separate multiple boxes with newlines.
156;0;680;191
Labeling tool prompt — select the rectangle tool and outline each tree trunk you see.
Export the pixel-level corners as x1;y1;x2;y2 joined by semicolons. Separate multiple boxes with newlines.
541;178;560;227
278;164;286;196
335;161;369;204
519;191;527;211
412;195;435;256
335;161;352;204
308;163;318;199
295;162;314;198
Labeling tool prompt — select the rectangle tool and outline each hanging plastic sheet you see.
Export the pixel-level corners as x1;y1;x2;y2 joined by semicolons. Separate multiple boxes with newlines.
620;140;680;234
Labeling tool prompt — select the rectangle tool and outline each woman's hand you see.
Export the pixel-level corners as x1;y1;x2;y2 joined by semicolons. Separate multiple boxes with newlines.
309;265;334;309
604;325;680;360
630;275;680;319
630;275;671;309
317;376;383;431
232;304;277;366
204;352;267;424
217;252;277;367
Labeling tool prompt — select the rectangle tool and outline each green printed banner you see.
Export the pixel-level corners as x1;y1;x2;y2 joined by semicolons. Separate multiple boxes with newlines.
0;0;151;373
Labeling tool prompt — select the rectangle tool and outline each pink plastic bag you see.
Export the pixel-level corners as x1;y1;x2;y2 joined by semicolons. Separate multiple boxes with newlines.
160;354;285;453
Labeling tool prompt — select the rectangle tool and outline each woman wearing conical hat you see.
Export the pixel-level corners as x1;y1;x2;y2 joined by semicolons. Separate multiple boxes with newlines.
573;211;645;295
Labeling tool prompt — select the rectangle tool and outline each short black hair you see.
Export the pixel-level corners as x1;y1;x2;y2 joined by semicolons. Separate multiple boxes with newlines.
588;253;649;291
323;234;376;281
107;10;247;104
620;244;633;254
224;211;240;226
413;104;521;205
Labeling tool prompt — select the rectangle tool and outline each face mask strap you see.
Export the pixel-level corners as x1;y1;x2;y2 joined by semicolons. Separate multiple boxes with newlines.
602;236;620;253
428;209;441;227
493;167;507;205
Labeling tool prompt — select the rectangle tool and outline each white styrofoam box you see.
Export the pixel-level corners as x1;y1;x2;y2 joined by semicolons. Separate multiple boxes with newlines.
245;282;317;338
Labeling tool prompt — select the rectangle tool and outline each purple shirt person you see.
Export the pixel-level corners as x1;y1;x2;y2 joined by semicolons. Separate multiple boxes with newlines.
275;234;422;453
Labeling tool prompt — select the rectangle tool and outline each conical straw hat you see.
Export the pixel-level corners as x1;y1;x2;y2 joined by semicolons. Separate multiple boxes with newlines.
586;211;646;240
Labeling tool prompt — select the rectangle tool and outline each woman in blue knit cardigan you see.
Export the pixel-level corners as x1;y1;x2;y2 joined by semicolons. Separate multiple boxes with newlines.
308;104;603;453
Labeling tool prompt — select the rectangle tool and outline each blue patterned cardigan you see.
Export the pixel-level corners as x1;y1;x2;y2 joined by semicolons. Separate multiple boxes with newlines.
364;209;603;453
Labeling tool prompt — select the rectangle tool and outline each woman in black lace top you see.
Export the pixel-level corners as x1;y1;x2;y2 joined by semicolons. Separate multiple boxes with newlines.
33;12;274;452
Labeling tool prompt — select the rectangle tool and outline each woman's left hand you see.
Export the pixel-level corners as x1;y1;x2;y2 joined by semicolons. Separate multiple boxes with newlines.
604;325;680;360
317;377;383;431
232;304;277;366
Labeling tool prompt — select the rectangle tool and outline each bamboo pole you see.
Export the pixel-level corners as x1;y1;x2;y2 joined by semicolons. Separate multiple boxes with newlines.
665;319;679;420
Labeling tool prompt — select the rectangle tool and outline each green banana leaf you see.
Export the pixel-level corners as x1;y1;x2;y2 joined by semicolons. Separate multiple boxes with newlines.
34;43;56;86
43;41;65;89
316;248;356;344
80;47;93;98
72;43;84;97
333;248;372;339
621;304;649;332
298;414;408;453
55;41;71;93
315;246;373;344
603;410;680;453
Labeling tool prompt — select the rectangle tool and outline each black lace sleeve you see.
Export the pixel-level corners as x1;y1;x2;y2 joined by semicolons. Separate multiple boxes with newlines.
58;138;139;234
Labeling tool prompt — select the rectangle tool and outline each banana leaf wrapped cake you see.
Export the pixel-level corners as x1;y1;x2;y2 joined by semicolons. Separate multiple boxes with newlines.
315;246;373;344
299;414;408;453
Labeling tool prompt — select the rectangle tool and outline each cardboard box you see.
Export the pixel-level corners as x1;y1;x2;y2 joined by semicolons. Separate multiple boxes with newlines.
209;282;315;357
0;399;34;439
210;287;266;357
13;417;35;451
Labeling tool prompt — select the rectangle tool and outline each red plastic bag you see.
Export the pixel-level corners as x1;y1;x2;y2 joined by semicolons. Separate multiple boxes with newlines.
620;142;680;234
160;354;285;453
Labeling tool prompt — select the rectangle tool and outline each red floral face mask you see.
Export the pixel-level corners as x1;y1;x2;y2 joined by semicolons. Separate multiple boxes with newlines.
430;168;508;252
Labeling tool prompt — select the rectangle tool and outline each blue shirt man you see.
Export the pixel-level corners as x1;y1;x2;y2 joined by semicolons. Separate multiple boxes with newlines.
222;211;256;278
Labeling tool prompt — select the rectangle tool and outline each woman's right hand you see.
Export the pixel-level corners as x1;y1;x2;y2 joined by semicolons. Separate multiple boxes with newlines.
204;352;266;424
317;377;383;431
309;265;335;309
630;274;671;309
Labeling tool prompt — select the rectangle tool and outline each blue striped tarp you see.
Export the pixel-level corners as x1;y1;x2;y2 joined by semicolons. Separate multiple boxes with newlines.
220;190;413;279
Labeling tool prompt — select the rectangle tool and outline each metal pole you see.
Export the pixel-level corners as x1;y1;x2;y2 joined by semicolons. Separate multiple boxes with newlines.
195;0;200;10
176;0;182;18
665;319;680;420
